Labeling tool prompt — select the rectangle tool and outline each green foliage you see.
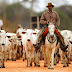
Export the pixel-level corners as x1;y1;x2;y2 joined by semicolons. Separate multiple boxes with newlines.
54;8;72;30
36;6;72;30
1;3;72;32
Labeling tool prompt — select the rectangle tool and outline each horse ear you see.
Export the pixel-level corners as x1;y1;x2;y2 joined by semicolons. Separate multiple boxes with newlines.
45;24;48;27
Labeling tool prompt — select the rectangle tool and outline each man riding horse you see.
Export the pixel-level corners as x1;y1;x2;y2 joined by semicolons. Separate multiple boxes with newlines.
33;3;68;52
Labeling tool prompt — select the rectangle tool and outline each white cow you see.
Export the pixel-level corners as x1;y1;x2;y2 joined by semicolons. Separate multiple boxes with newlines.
22;29;40;67
60;30;72;67
16;28;27;60
6;33;17;61
0;30;7;68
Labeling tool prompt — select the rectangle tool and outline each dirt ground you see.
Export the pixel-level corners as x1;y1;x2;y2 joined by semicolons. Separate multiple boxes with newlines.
0;58;72;72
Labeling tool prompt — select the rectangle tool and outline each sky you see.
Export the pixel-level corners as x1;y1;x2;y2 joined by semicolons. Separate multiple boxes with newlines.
1;0;72;12
22;0;72;12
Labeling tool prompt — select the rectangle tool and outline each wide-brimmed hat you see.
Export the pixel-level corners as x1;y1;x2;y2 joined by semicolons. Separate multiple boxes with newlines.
46;3;54;7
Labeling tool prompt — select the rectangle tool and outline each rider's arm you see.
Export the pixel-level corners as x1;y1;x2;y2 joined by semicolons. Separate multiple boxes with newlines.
55;12;60;28
40;12;48;25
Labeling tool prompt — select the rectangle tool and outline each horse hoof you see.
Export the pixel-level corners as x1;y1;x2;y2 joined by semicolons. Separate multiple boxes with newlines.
37;65;40;67
0;67;1;68
61;63;63;64
30;65;32;66
63;65;66;67
69;63;71;64
54;64;56;65
67;64;69;66
2;66;5;68
34;65;36;66
40;59;41;60
7;59;9;60
34;63;36;66
23;59;25;61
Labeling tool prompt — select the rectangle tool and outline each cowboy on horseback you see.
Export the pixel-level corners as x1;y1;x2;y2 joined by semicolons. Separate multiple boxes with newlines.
33;3;68;52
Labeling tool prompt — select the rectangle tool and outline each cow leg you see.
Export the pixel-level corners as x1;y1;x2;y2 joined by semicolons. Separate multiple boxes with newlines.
6;51;9;61
23;46;25;61
19;46;21;58
1;52;5;68
62;51;67;67
12;50;16;61
44;45;47;67
2;59;5;68
34;52;37;66
54;48;60;65
40;45;44;60
4;51;8;62
68;46;71;64
35;50;40;67
54;53;57;65
60;50;63;64
30;58;32;66
27;57;30;67
44;52;47;67
0;59;1;68
10;50;12;60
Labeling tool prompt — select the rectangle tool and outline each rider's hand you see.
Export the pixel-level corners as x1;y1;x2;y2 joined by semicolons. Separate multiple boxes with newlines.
45;21;49;25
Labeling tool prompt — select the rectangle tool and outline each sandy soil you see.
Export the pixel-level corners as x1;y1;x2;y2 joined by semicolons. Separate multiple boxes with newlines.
0;58;72;72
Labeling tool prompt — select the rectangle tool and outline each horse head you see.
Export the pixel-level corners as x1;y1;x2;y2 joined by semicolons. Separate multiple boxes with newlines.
48;22;55;38
47;22;57;43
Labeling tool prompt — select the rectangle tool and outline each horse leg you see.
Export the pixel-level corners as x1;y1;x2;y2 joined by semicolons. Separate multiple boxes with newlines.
48;49;52;69
51;48;55;69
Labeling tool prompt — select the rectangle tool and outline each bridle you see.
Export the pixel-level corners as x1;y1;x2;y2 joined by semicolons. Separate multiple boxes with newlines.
47;33;57;43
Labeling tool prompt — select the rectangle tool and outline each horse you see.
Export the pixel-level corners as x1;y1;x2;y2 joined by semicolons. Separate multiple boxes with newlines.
44;22;58;69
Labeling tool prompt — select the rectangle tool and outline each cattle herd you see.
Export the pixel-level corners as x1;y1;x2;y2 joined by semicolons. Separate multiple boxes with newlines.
0;26;72;69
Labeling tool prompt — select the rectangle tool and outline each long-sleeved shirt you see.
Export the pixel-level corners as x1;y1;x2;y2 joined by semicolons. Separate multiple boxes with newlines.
40;11;60;28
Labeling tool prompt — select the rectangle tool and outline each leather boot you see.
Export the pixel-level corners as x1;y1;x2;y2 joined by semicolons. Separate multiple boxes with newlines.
33;25;48;49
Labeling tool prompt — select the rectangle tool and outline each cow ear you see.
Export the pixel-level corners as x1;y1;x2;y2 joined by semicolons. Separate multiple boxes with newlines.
69;37;71;39
22;32;26;34
33;33;36;35
6;31;8;33
7;36;11;38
